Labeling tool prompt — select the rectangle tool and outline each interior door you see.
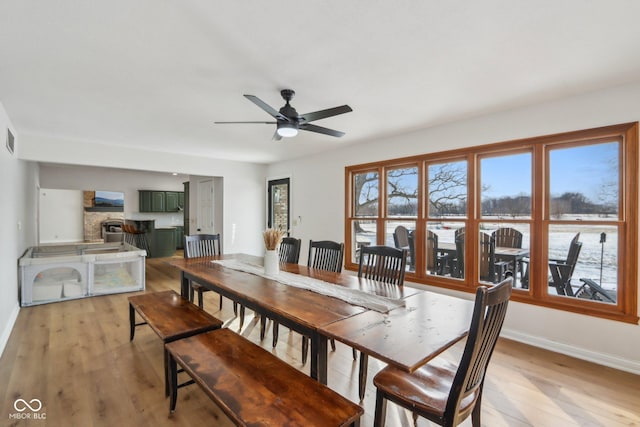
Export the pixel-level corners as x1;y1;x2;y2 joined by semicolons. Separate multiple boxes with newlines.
268;178;290;233
197;179;215;234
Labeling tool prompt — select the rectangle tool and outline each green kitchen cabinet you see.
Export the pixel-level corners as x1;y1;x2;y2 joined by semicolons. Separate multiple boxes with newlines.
174;225;184;249
139;190;184;212
165;191;181;212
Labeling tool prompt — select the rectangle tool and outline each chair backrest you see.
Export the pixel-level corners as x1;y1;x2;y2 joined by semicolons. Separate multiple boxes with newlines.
307;240;344;273
426;230;439;273
184;234;221;258
393;226;410;249
279;237;301;264
358;245;407;285
445;278;512;425
454;232;465;278
564;234;583;279
493;227;523;249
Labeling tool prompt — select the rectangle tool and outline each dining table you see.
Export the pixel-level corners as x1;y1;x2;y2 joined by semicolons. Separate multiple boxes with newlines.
165;253;474;386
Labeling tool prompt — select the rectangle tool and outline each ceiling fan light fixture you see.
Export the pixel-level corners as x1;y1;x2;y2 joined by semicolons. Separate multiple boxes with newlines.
276;122;298;137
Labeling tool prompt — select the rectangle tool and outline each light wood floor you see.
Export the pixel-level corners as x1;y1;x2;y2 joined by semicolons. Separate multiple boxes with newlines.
1;255;639;427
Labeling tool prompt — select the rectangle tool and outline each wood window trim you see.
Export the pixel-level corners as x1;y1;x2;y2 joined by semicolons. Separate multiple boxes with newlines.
344;122;638;324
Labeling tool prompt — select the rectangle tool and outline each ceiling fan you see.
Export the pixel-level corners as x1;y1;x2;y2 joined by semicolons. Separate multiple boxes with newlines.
215;89;352;140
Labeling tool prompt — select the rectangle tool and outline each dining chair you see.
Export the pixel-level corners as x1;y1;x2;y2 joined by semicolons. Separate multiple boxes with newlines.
372;277;513;427
356;245;407;400
300;240;345;363
279;237;302;264
261;237;302;347
184;234;222;309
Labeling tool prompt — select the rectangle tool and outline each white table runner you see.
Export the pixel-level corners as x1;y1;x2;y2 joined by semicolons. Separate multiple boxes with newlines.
212;259;405;313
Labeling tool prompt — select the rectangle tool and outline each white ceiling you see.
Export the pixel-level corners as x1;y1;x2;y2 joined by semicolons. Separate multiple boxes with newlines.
2;1;640;164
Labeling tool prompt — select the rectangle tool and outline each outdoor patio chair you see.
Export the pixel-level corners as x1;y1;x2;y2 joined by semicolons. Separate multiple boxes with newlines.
427;230;452;275
393;225;415;270
372;278;512;427
548;233;582;296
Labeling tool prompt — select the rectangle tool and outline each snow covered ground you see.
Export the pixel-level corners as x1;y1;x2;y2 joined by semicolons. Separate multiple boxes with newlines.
354;216;618;296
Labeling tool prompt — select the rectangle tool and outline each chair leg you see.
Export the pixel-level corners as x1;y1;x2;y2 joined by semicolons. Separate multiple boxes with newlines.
471;388;483;427
302;337;309;365
197;289;204;309
373;390;387;427
358;353;368;401
239;306;245;329
260;315;267;340
219;294;223;310
188;282;194;303
272;322;279;348
330;338;336;352
352;348;357;360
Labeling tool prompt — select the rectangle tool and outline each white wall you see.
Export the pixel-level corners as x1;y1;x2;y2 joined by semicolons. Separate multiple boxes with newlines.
39;188;84;243
267;82;640;374
0;102;38;357
20;137;267;256
39;164;186;227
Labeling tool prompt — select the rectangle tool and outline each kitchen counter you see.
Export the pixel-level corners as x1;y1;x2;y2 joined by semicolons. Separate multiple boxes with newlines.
151;227;177;258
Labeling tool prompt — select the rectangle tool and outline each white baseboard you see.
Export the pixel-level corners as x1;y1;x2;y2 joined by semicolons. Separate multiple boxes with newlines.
0;302;20;359
502;327;640;375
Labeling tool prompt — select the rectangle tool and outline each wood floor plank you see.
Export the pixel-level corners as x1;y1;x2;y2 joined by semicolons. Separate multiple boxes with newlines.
1;254;638;426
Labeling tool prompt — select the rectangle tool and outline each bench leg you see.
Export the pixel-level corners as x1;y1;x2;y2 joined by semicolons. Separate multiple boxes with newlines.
129;303;135;341
168;352;178;413
164;348;170;397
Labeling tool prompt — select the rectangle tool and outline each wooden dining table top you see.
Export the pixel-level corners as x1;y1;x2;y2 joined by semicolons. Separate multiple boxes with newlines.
320;290;474;372
166;253;473;377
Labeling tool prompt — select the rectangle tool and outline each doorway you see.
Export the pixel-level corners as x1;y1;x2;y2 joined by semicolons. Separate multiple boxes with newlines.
268;178;290;233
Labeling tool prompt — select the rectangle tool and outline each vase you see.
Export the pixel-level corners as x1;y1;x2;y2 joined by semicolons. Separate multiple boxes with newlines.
264;250;280;275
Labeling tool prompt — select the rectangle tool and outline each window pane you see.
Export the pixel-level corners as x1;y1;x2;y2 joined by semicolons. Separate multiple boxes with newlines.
549;142;619;219
479;222;530;289
427;161;467;218
354;171;379;217
351;220;377;263
425;222;464;280
547;225;617;304
387;221;416;272
387;166;418;217
481;153;531;219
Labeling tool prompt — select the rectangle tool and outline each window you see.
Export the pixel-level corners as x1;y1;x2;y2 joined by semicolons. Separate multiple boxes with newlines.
345;123;638;323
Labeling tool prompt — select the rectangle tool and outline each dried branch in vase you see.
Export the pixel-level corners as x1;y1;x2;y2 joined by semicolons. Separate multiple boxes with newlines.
263;228;286;250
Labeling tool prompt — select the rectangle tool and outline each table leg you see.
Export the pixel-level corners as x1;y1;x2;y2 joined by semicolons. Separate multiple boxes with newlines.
310;332;328;385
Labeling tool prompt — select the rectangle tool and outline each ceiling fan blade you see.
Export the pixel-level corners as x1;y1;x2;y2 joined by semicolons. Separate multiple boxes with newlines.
244;95;291;122
214;121;277;124
298;105;352;123
299;123;346;138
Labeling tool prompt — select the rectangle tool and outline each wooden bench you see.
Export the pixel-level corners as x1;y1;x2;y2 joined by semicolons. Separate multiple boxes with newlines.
128;290;223;396
166;328;363;427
